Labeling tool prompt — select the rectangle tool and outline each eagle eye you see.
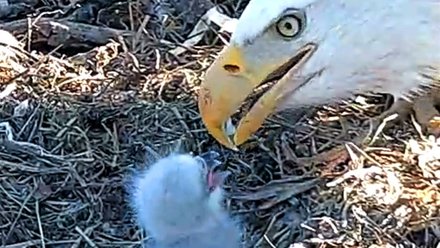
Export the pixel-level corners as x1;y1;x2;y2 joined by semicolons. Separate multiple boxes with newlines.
276;11;305;38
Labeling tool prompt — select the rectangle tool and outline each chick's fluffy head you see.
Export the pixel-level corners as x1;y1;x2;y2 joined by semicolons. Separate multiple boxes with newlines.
129;153;226;241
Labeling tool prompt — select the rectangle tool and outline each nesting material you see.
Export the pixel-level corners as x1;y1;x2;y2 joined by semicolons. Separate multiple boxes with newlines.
0;1;439;248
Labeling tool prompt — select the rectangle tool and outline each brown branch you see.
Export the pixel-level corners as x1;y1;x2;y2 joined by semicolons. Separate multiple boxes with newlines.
0;17;133;47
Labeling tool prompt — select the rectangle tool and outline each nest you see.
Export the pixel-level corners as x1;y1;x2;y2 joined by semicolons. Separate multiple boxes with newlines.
0;1;439;248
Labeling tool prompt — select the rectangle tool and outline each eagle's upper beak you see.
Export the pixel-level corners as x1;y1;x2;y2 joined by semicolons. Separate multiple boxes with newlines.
198;44;316;150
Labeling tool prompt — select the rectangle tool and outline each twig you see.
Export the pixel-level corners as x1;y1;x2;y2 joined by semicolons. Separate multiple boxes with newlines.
0;17;131;47
35;200;46;248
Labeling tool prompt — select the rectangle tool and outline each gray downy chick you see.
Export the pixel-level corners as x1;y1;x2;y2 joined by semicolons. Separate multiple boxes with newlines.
129;150;242;248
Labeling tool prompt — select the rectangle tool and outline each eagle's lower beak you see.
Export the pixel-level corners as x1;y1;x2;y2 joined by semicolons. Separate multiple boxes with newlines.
198;44;316;149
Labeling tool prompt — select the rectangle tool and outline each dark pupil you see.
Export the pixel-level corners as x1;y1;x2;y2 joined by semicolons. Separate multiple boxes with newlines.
284;22;293;30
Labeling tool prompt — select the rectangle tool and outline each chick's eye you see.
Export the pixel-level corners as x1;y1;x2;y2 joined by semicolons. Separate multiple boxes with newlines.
276;14;302;38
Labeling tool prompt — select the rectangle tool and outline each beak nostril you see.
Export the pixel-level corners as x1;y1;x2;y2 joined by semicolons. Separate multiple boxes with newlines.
223;64;240;74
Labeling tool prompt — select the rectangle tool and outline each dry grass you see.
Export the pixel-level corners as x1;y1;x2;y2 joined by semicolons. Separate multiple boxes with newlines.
0;1;439;247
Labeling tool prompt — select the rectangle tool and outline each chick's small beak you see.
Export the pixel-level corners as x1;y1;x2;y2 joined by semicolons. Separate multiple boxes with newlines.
198;151;220;163
198;45;279;150
197;151;231;190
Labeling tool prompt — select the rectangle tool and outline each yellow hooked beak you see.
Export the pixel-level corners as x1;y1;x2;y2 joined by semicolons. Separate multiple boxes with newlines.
198;44;316;150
